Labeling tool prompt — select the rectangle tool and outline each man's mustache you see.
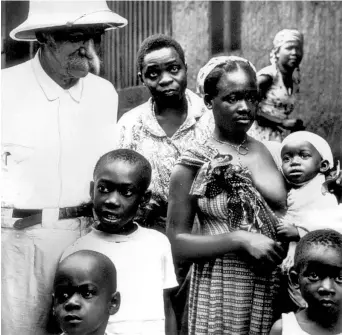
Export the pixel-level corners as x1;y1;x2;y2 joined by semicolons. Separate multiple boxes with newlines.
68;40;101;75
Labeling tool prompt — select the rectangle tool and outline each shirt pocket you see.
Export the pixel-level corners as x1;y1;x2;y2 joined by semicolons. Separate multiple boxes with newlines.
2;143;35;167
1;143;36;206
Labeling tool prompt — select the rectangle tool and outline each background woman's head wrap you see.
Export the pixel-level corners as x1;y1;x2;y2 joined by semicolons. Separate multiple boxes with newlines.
196;56;257;97
281;131;334;168
270;29;304;87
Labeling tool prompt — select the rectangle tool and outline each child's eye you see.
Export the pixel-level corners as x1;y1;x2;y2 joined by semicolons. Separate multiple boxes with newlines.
282;156;290;163
170;65;179;74
98;185;109;193
308;272;319;281
81;290;95;299
225;95;238;104
120;189;134;197
300;153;311;159
55;290;72;303
336;274;342;284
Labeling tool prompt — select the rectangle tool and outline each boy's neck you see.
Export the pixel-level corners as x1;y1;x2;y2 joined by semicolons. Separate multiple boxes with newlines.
97;220;138;236
287;172;323;189
62;324;108;335
300;307;342;334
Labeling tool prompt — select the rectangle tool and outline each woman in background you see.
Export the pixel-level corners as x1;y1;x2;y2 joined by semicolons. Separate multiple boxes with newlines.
250;29;305;142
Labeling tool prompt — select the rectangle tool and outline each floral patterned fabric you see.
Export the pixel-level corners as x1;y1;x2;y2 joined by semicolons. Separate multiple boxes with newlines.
249;64;299;142
177;141;283;335
115;89;211;231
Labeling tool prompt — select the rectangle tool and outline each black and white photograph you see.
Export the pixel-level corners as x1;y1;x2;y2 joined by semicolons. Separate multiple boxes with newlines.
1;1;342;335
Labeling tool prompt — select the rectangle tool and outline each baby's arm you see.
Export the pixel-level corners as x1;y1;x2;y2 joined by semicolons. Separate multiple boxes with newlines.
269;318;283;335
276;221;300;242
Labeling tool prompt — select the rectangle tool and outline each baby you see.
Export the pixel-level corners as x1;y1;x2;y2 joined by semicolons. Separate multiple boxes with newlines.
270;229;342;335
279;131;338;232
53;250;120;335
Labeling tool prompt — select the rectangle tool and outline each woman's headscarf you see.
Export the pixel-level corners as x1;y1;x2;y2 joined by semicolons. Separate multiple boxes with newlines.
196;56;257;97
281;131;334;168
270;29;304;86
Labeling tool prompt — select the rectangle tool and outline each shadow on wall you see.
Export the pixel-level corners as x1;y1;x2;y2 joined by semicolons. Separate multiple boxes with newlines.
117;85;150;121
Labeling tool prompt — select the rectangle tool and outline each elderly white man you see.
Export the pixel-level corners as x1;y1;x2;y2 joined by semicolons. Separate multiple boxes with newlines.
1;2;127;334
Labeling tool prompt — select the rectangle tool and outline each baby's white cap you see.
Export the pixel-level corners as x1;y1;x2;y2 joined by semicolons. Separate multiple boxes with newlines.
281;131;334;168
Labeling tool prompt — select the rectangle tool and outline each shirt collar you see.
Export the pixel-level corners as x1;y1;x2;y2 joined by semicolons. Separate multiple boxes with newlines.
91;223;141;243
31;49;83;103
142;89;207;138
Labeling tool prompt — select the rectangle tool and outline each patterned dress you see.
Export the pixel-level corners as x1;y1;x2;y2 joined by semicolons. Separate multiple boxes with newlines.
115;89;211;231
249;64;299;142
178;142;283;335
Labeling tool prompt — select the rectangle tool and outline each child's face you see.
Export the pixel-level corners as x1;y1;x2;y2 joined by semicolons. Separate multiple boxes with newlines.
53;259;116;335
297;245;342;315
281;140;323;185
277;40;303;69
91;160;147;234
140;47;187;103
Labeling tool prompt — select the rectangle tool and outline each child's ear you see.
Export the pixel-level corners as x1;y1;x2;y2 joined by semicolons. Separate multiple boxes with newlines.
140;190;152;208
109;291;121;315
138;72;144;85
51;293;56;316
319;160;330;174
203;94;213;110
89;181;94;200
289;267;300;290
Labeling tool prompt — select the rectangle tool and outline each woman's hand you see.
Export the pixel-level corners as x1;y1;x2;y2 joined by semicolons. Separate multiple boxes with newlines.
239;232;286;267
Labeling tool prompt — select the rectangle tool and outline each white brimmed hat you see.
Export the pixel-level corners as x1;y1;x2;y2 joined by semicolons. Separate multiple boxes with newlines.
10;1;128;42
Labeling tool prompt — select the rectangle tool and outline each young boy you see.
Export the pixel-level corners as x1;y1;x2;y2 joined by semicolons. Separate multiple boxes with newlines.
61;149;178;335
53;250;120;335
270;229;342;334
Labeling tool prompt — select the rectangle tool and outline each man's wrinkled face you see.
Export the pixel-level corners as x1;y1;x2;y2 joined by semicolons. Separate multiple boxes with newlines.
46;28;103;78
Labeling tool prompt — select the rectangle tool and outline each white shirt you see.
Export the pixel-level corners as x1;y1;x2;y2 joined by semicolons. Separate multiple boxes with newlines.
62;225;178;335
1;51;118;208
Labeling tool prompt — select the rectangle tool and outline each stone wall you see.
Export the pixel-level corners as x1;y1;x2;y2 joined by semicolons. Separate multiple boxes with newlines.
240;1;342;162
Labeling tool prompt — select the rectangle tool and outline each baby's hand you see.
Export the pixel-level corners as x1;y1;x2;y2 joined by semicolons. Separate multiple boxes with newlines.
276;222;300;242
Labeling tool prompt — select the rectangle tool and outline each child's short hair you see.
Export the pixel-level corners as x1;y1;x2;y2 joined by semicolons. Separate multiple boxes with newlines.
281;131;334;169
93;149;152;192
294;229;342;272
136;34;185;73
57;250;117;291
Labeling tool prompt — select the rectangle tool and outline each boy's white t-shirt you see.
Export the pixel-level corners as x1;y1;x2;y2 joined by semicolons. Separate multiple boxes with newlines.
61;224;178;335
